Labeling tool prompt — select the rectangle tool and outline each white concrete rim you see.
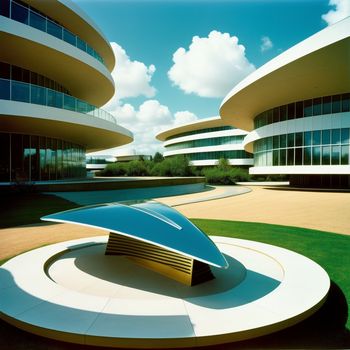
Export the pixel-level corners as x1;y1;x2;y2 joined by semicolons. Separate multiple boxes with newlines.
0;236;330;348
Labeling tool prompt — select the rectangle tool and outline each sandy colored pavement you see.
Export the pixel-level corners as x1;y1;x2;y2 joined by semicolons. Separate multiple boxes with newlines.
162;186;350;236
0;186;349;261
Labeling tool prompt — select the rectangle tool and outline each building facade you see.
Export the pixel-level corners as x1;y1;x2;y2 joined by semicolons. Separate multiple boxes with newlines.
220;17;350;188
0;0;132;182
156;117;253;168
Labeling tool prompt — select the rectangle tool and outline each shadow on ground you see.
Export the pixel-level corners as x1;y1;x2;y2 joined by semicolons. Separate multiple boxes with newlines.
0;281;348;350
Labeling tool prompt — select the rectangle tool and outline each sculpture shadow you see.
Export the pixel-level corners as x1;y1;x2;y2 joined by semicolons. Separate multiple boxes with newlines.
67;244;281;309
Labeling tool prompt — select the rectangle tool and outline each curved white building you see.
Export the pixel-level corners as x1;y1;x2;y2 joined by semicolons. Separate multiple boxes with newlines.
0;0;133;182
220;17;350;188
156;117;253;167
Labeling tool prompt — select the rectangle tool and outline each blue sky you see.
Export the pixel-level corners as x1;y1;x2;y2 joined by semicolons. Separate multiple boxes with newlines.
78;0;349;156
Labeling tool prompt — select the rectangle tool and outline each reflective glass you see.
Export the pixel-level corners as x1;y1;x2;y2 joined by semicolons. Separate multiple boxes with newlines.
312;147;321;165
63;29;76;46
31;85;46;105
331;146;340;165
77;37;87;51
313;98;322;115
342;93;350;112
304;131;312;146
279;149;286;165
273;135;279;149
295;101;303;118
341;145;349;165
332;95;341;113
280;105;287;121
280;134;287;148
341;129;349;144
47;20;62;39
295;148;302;165
63;94;76;111
304;99;312;117
332;129;341;145
0;79;10;100
273;108;279;123
323;96;332;114
322;146;330;165
295;132;303;147
12;81;29;102
287;148;294;165
312;130;321;145
0;0;10;17
322;130;331;145
29;10;46;31
287;133;294;147
287;103;295;119
11;2;29;24
304;147;312;165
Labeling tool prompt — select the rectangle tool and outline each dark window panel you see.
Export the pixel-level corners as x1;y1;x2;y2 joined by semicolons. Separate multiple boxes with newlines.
295;132;303;147
312;130;321;145
332;129;341;145
313;97;322;115
342;93;350;112
304;147;312;165
295;148;302;165
312;147;321;165
332;95;341;113
322;96;332;114
295;101;303;118
287;103;295;119
341;128;349;144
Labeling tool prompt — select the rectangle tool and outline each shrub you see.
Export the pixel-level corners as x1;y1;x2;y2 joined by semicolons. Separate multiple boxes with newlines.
125;160;149;176
203;167;250;185
99;163;127;176
150;156;193;177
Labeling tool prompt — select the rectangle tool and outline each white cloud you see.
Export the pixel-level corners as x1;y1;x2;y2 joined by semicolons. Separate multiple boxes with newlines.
168;30;255;98
92;100;198;157
103;42;156;110
322;0;350;25
260;36;273;52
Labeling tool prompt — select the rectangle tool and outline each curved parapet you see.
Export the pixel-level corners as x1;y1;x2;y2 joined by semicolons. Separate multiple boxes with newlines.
42;201;228;285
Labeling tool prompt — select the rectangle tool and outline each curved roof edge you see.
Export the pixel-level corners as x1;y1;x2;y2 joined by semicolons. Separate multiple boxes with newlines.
220;16;350;131
24;0;115;71
157;116;234;141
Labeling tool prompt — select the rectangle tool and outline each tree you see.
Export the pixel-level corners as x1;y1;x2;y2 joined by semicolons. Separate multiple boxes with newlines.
153;152;164;163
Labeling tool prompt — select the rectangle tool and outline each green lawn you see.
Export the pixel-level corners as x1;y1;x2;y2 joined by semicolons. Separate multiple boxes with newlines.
0;192;78;228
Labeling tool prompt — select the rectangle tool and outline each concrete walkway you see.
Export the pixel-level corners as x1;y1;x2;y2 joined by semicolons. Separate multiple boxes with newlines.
1;185;349;262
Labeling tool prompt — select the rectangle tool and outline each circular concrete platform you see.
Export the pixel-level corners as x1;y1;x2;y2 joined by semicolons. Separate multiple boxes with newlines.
0;236;330;348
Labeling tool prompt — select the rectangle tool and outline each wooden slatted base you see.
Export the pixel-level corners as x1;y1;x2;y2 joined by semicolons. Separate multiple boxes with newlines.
105;233;214;286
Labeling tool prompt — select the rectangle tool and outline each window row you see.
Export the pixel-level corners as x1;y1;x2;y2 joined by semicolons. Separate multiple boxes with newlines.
255;145;350;167
166;135;245;151
165;126;235;141
168;150;253;161
0;0;105;66
0;78;117;124
254;93;350;129
0;133;86;182
254;128;350;153
0;62;69;95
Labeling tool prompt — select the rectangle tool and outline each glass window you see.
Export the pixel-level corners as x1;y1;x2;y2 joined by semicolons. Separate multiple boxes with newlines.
287;103;295;119
63;29;76;46
332;129;341;145
0;133;10;181
312;147;321;165
279;149;286;165
287;148;294;165
0;62;10;79
77;37;87;51
29;10;46;31
267;110;273;125
273;150;279;165
63;94;76;111
273;108;279;123
304;99;312;117
312;130;321;145
332;95;341;113
11;81;29;102
280;134;287;148
273;135;279;149
341;145;349;165
304;147;311;165
342;93;350;112
322;129;330;145
280;105;287;121
313;97;322;115
304;131;312;146
30;85;46;105
341;129;349;144
47;20;62;39
0;79;10;100
295;132;303;147
322;146;331;165
0;0;10;17
295;101;303;118
322;96;332;114
11;1;29;24
295;148;302;165
331;146;340;165
287;133;294;147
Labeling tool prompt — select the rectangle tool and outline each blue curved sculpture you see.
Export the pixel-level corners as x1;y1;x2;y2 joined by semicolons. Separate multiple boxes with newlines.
41;201;228;286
